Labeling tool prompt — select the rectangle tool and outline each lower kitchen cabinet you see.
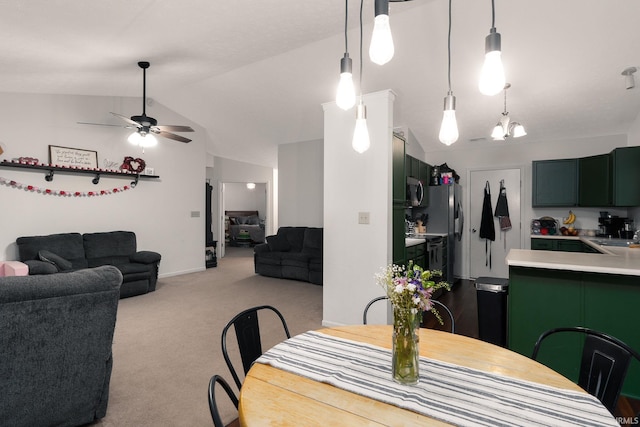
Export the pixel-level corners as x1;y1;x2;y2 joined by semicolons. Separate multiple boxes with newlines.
531;238;600;253
508;266;640;399
406;242;426;270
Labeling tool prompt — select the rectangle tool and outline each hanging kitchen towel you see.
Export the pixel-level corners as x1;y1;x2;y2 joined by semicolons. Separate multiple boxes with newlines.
494;180;511;250
479;181;495;268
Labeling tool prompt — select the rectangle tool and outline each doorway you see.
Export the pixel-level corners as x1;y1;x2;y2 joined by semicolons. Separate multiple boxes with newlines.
468;168;521;279
218;181;268;258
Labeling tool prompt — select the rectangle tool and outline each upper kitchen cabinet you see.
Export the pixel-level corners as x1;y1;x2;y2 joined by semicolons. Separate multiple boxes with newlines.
578;153;612;207
612;146;640;206
532;159;578;207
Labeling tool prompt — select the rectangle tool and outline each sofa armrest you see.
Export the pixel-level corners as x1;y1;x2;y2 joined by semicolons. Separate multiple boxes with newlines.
23;259;58;275
253;243;271;254
130;251;161;264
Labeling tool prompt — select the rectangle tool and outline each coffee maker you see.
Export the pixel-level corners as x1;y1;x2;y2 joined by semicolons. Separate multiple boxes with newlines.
597;212;629;238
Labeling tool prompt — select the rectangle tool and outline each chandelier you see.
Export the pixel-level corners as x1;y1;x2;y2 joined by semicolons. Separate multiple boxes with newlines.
491;83;526;140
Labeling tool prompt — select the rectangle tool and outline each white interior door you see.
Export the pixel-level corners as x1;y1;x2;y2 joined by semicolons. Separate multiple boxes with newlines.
469;168;521;279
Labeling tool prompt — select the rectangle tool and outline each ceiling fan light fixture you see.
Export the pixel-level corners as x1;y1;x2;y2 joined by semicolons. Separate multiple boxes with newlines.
491;123;505;140
491;84;526;140
128;131;158;147
511;122;526;138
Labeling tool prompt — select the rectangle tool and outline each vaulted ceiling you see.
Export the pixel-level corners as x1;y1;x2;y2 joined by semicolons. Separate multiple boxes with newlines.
1;0;639;168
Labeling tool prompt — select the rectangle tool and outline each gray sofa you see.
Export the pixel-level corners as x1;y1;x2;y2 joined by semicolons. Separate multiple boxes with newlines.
0;266;122;427
254;227;322;285
16;231;160;298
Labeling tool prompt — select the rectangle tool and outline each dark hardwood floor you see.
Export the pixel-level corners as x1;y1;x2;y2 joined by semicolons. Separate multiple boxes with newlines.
430;278;640;421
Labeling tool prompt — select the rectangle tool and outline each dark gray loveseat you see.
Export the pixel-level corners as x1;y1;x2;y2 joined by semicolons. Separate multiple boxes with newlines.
254;226;322;285
0;266;122;427
16;231;160;298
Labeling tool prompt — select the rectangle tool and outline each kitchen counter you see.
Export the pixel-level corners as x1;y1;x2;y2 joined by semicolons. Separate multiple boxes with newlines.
507;242;640;276
405;233;447;248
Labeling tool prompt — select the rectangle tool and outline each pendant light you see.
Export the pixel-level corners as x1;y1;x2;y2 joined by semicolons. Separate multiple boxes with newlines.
336;0;356;110
439;0;458;146
479;0;505;96
352;0;371;153
369;0;394;65
491;83;526;140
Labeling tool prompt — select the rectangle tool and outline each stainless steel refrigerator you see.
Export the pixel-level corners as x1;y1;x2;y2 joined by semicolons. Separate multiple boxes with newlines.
424;184;463;282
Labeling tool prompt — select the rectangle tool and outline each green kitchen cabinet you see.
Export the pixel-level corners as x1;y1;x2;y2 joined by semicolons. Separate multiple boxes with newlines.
406;242;426;269
392;134;406;205
578;153;612;207
612;146;640;206
532;159;578;207
531;238;601;253
393;205;406;266
418;162;431;207
509;266;640;399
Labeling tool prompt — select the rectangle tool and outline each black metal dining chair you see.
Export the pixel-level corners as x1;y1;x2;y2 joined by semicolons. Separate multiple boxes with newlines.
208;375;239;427
531;326;640;414
362;296;455;334
221;305;291;390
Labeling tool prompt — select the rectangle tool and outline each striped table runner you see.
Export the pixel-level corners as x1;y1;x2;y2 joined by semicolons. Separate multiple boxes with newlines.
255;331;618;427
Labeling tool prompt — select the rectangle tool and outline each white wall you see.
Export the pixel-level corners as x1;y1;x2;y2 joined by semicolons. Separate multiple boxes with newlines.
0;92;207;277
224;182;267;218
322;90;395;327
278;139;323;227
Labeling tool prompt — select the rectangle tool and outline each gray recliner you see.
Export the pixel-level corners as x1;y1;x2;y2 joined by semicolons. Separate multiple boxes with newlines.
0;266;122;427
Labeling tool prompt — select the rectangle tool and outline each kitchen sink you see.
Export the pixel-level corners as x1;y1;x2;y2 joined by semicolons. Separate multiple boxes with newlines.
590;238;634;247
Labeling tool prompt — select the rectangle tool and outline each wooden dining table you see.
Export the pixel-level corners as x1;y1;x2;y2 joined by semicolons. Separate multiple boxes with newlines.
238;325;617;426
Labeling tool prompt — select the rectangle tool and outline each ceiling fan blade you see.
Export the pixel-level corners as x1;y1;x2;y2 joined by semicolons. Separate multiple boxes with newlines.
110;112;142;129
154;125;194;132
77;121;127;128
152;130;191;143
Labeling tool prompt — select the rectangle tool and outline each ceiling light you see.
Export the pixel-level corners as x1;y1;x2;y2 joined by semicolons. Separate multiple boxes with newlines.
622;66;637;90
491;84;525;140
352;0;371;153
479;0;505;96
352;101;371;153
128;131;158;148
369;0;394;65
438;0;458;146
246;182;256;190
336;0;356;110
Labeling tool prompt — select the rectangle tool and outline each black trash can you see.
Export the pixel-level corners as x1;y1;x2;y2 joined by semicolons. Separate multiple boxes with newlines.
475;277;509;347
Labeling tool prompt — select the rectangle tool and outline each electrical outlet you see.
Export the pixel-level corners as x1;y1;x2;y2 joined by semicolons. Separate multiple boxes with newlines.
358;212;370;224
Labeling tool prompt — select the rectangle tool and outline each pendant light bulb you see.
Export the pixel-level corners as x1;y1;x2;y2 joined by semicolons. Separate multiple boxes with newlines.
369;0;394;65
479;29;505;96
352;102;370;153
439;94;459;146
336;54;356;110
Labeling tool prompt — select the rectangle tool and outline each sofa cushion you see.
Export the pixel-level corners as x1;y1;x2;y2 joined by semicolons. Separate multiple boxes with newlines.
23;260;58;275
302;228;323;257
281;253;312;268
83;231;137;259
130;251;161;264
256;252;284;266
38;250;73;271
266;235;290;252
17;233;87;270
277;227;307;252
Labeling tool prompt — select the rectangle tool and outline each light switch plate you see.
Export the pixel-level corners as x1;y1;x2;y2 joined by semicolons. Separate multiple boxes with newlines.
358;212;370;224
191;211;200;218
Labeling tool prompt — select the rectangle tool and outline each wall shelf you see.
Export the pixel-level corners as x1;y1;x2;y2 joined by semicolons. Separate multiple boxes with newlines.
0;160;159;186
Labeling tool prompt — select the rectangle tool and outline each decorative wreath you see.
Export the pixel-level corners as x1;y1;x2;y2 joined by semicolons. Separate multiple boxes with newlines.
120;156;146;173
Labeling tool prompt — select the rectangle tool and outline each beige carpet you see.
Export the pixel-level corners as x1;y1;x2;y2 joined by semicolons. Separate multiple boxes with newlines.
95;246;323;426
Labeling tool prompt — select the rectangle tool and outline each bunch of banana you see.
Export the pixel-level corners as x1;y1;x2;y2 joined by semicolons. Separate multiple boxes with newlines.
563;210;576;225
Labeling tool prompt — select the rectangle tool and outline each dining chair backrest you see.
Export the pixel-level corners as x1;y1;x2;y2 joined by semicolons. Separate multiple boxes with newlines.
208;375;239;427
362;296;455;334
221;305;291;390
531;326;640;414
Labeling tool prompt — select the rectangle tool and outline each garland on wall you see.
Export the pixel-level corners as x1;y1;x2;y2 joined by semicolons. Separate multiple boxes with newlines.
0;176;134;197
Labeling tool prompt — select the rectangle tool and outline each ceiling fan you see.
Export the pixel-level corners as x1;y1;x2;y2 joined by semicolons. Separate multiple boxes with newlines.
81;61;194;146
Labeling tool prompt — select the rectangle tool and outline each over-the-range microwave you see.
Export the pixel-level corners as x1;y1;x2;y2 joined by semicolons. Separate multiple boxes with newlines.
406;176;424;207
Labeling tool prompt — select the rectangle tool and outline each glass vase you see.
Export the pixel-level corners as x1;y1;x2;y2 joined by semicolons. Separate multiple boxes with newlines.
392;306;421;385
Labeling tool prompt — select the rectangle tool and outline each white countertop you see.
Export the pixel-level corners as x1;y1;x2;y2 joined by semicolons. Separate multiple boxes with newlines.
507;238;640;276
405;233;447;247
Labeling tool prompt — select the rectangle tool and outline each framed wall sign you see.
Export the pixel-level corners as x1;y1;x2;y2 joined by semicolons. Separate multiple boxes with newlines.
48;145;98;169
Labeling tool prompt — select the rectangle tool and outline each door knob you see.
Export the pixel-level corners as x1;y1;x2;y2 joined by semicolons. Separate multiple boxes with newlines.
472;228;477;233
